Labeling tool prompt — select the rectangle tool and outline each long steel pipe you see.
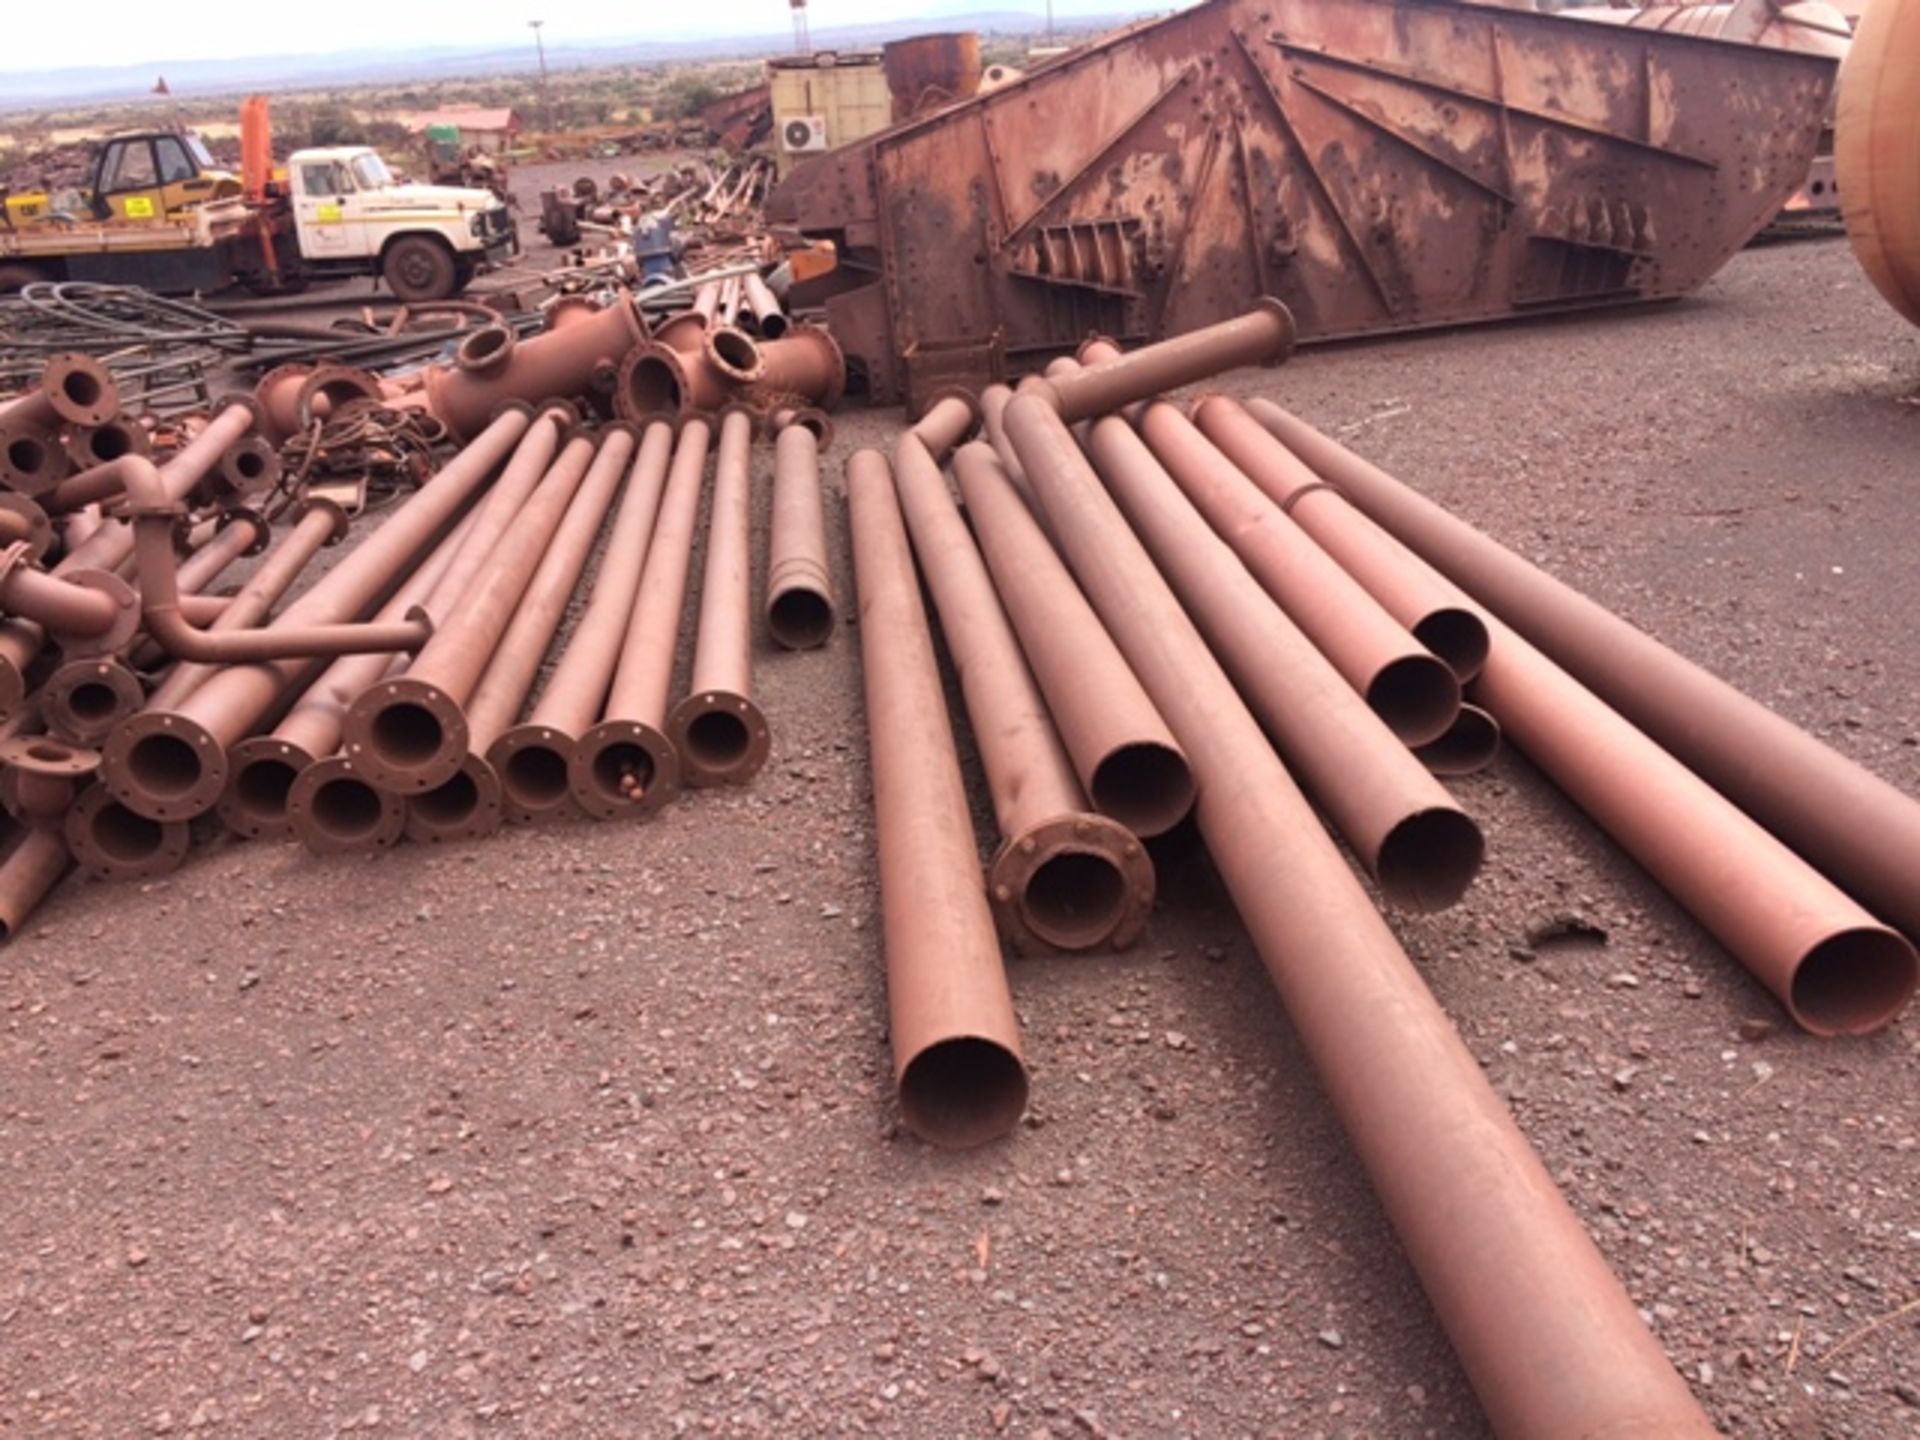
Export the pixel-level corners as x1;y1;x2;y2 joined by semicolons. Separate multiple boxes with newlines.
1193;396;1489;682
569;420;711;819
1025;301;1294;423
999;390;1720;1440
422;296;646;440
741;272;789;340
0;353;118;431
977;383;1040;514
1414;703;1503;777
902;436;1154;952
1079;414;1482;912
490;421;675;823
1136;404;1459;746
101;408;536;823
908;390;980;465
951;433;1194;840
764;423;835;650
407;426;637;842
342;431;600;793
1248;398;1920;945
667;411;769;787
847;445;1029;1147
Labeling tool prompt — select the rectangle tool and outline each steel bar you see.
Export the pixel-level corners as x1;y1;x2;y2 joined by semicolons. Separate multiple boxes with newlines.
1247;398;1920;946
846;445;1029;1147
569;420;711;819
1026;302;1294;423
491;422;675;822
1136;403;1459;745
901;435;1154;952
1079;412;1482;912
406;426;637;842
1000;389;1720;1440
764;423;835;651
100;408;535;823
1192;396;1489;682
951;431;1193;840
667;411;769;788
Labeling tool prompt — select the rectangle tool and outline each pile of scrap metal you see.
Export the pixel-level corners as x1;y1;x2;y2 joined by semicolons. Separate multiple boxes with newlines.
768;0;1842;409
0;282;253;415
0;350;840;938
536;156;777;263
700;83;774;154
849;303;1918;1436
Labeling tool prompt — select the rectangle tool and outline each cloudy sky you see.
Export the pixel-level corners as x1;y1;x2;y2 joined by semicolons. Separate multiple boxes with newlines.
2;0;1128;72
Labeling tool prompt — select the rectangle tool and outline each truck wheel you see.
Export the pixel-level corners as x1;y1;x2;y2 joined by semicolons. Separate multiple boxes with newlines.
383;236;459;303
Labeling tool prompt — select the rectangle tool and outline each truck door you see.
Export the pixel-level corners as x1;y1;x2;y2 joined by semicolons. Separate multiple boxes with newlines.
153;134;217;218
293;159;364;258
94;138;167;223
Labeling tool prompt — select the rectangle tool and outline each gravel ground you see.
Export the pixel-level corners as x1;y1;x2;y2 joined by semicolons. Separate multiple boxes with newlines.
2;237;1918;1439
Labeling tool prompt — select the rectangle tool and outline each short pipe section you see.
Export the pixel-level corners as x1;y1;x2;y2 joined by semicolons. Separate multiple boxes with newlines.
488;725;581;824
1413;703;1502;777
287;756;406;854
405;752;503;844
218;737;318;841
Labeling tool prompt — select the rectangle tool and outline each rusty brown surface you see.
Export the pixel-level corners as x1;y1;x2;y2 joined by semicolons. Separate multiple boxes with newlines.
883;32;985;121
1836;0;1920;326
770;0;1837;408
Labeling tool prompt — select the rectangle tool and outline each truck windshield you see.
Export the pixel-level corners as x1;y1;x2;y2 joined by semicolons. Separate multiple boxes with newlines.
351;154;393;190
185;134;217;169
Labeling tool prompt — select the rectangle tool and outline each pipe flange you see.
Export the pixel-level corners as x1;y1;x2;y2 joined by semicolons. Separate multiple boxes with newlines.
652;310;708;355
542;295;601;333
43;567;141;657
286;755;407;854
569;719;681;820
486;399;537;428
0;734;102;821
217;736;317;841
65;782;191;880
0;494;56;563
341;675;467;793
65;418;151;470
769;406;834;451
290;495;352;546
216;506;272;557
486;724;578;824
404;752;503;845
615;343;699;421
915;385;984;443
41;353;118;427
453;325;516;373
212;390;266;433
1072;333;1123;366
39;658;145;745
702;323;767;387
666;690;770;789
212;436;281;502
102;709;229;821
0;418;73;495
988;812;1157;957
253;363;316;443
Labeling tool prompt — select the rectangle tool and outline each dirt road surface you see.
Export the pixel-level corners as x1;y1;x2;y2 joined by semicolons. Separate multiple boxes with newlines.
2;236;1917;1439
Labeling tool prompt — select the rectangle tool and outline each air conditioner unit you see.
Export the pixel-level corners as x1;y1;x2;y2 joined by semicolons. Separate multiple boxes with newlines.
782;115;829;153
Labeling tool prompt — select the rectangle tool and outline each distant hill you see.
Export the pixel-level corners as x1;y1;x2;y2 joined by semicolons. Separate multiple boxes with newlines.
0;8;1166;109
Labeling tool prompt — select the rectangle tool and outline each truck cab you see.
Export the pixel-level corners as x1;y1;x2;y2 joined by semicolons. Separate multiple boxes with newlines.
88;130;242;223
287;146;516;301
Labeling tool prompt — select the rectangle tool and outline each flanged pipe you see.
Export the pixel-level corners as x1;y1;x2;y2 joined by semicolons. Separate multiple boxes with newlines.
901;435;1154;952
0;353;118;431
489;422;675;823
764;423;835;650
569;420;711;819
846;445;1028;1146
65;417;149;470
423;295;646;440
742;272;789;340
751;326;846;411
999;389;1722;1440
667;410;770;787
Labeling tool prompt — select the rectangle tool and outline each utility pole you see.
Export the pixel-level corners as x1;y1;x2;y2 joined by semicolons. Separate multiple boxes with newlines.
528;20;551;131
791;0;810;56
1046;0;1055;44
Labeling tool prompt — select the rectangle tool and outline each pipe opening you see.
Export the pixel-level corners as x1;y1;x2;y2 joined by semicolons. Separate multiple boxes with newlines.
413;766;479;826
7;435;48;475
86;800;164;865
503;743;570;808
127;732;204;799
233;757;298;826
1413;705;1501;777
64;682;123;725
1364;654;1462;747
710;328;760;377
899;1036;1029;1151
1412;609;1491;685
370;701;445;769
1089;741;1193;839
26;742;72;763
1022;849;1129;951
231;449;267;481
458;327;512;368
307;376;370;421
769;588;833;649
758;312;790;341
1376;807;1485;914
623;354;682;415
310;774;386;840
591;740;655;804
84;425;135;463
61;370;104;410
685;708;751;772
1790;928;1918;1036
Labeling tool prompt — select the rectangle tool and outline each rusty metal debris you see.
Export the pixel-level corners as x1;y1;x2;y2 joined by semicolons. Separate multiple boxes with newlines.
769;0;1838;407
1836;0;1920;326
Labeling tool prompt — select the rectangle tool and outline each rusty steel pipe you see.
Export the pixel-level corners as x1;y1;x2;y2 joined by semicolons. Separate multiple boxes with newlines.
768;405;833;449
100;408;535;823
0;825;73;942
406;427;638;843
1079;414;1483;912
977;383;1041;515
343;431;600;793
908;389;981;464
222;503;489;842
64;781;191;880
1193;396;1489;682
0;560;125;638
423;296;646;440
764;424;836;651
667;411;770;787
951;432;1194;840
1248;399;1920;946
0;420;70;495
615;340;731;419
490;422;675;823
0;353;117;432
1476;618;1915;1033
847;445;1029;1147
1138;403;1460;746
752;326;847;410
1000;390;1720;1440
64;417;149;472
741;271;789;340
902;436;1154;953
1025;301;1294;423
690;282;722;325
287;745;407;855
570;420;709;818
61;402;258;574
1415;703;1502;777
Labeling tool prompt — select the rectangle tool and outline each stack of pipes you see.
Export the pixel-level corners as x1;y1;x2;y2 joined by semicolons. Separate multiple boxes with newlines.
0;357;840;941
848;303;1919;1438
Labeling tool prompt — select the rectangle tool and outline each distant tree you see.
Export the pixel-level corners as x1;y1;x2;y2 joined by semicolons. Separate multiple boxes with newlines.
308;103;366;147
662;77;722;121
